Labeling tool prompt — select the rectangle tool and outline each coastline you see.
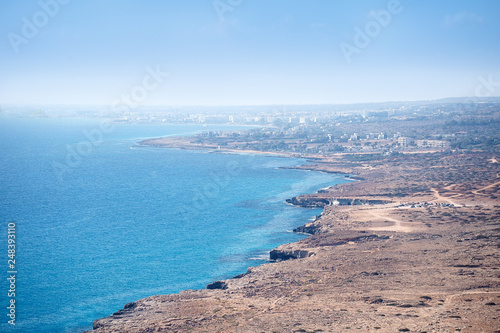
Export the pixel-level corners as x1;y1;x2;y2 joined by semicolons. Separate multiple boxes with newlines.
136;137;348;274
88;140;500;332
137;137;305;158
86;138;350;325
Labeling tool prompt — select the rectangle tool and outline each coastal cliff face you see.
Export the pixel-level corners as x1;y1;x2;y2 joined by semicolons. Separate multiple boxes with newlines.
88;152;500;333
286;196;330;207
269;248;314;261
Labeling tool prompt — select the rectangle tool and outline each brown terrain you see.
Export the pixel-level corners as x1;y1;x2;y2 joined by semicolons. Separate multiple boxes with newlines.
88;145;500;333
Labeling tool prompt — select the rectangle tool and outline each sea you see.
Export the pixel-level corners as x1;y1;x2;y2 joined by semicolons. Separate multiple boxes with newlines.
0;116;347;333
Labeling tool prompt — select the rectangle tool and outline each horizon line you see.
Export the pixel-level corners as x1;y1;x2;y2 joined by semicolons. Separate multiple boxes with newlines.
2;95;500;109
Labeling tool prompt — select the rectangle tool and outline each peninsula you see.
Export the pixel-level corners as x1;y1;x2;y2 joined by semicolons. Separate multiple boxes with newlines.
88;102;500;332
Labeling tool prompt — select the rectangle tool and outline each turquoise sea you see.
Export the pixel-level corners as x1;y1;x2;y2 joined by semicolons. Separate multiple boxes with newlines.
0;117;346;333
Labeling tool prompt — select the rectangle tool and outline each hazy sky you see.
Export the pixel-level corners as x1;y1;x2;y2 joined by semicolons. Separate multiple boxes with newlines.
1;0;499;106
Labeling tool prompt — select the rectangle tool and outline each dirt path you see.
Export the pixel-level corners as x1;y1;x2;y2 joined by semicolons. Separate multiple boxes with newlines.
430;188;461;206
444;290;500;304
472;180;500;195
367;208;413;232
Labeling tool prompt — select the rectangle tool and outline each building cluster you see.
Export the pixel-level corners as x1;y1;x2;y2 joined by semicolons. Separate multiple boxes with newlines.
397;137;450;148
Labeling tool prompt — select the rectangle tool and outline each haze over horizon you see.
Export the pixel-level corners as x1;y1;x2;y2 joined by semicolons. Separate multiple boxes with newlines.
1;0;499;107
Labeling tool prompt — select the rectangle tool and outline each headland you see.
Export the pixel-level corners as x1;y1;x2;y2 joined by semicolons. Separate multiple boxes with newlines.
88;142;500;332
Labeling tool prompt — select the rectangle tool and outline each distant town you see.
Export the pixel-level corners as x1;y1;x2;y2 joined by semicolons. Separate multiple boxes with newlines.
2;97;499;155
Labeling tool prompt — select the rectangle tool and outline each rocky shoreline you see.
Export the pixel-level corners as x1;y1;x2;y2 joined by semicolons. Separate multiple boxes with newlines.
87;146;500;332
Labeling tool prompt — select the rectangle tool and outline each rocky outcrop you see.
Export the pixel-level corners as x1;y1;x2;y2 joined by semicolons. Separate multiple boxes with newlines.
293;221;322;234
269;249;314;261
286;196;329;207
93;302;137;330
206;281;228;290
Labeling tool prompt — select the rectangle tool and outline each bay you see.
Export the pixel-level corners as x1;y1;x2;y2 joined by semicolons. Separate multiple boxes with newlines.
0;117;346;333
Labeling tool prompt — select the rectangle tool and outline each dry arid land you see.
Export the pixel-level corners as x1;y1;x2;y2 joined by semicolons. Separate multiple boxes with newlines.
88;138;500;333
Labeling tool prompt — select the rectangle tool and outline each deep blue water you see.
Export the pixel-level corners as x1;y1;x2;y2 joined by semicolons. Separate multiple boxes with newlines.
0;117;346;333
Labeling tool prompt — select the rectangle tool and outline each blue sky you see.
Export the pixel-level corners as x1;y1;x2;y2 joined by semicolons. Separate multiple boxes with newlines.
1;0;499;106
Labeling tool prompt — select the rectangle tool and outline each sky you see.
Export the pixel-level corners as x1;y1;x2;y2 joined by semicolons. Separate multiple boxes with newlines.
0;0;499;106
